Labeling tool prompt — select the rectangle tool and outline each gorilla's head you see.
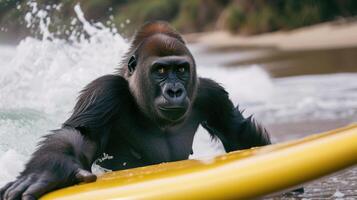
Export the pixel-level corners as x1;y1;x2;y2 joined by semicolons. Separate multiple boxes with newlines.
122;22;198;127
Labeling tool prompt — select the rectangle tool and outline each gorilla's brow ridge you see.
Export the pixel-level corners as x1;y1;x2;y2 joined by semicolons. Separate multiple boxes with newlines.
141;34;187;57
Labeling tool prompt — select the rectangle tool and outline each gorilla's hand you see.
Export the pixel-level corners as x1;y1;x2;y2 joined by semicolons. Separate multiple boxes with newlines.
0;128;98;200
0;168;96;200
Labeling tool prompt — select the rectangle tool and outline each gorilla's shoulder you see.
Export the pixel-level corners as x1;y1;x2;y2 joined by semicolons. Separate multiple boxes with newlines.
193;77;233;117
78;74;132;107
64;75;132;128
195;77;229;103
83;75;129;91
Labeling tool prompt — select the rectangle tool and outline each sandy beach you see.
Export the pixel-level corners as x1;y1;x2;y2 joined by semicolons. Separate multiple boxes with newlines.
185;20;357;78
186;19;357;50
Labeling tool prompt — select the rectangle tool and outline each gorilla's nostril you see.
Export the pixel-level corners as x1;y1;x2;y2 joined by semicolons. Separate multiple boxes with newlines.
166;87;183;98
175;89;183;97
167;89;175;98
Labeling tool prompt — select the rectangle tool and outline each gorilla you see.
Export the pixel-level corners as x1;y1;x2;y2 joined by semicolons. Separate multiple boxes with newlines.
0;21;270;200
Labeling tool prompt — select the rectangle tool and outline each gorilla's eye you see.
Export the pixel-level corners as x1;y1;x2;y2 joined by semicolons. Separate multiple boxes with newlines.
178;67;185;73
157;67;165;74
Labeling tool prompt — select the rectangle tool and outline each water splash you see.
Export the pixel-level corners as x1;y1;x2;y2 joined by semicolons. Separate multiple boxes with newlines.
0;2;128;185
0;2;128;118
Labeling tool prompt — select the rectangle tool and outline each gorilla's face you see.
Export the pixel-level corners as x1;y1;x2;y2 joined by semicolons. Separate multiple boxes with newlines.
127;34;197;127
151;55;191;123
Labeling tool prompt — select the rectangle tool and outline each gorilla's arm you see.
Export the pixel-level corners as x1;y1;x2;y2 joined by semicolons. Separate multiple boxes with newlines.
0;75;129;200
0;128;98;200
195;78;304;194
195;78;271;152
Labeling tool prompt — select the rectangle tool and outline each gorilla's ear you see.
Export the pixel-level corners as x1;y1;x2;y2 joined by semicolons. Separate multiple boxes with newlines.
128;55;137;74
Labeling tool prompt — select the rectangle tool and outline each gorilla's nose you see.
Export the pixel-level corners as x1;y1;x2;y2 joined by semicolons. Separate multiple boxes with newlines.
163;83;186;105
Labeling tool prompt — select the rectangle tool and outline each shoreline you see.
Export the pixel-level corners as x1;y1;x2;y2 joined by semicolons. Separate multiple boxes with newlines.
185;21;357;78
185;20;357;51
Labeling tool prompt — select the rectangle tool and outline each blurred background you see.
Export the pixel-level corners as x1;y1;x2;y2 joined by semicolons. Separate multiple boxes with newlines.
0;0;357;199
1;0;357;41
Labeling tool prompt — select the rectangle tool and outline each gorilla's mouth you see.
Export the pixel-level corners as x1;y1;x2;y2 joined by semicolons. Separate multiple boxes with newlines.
159;106;185;111
158;106;187;121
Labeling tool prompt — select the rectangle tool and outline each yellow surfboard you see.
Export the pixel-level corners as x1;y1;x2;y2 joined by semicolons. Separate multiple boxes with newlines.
42;124;357;200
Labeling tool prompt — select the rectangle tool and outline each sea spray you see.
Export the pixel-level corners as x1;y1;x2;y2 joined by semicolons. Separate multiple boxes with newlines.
0;2;128;117
0;2;128;186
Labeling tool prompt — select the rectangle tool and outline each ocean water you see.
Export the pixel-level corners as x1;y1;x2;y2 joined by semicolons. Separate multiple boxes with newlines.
1;3;357;187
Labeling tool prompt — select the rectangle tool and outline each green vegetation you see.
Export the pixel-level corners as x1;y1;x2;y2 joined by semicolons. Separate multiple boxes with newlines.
0;0;357;41
225;0;357;34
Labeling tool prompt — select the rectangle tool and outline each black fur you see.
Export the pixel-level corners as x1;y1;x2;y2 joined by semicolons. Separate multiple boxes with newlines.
0;22;271;200
195;78;270;152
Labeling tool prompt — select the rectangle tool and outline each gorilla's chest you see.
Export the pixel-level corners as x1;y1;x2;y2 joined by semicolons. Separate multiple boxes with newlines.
102;115;201;170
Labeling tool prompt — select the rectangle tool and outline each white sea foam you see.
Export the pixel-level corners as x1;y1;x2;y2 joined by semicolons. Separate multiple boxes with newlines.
251;73;357;123
0;150;25;186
